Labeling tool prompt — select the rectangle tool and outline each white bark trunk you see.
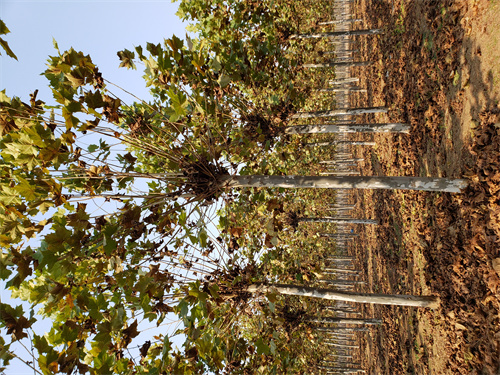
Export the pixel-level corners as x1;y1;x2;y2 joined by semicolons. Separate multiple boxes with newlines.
288;123;408;133
299;217;378;225
246;284;440;308
306;141;376;146
303;61;370;68
310;317;381;325
220;175;468;193
318;365;365;373
316;327;368;332
329;78;359;84
318;87;367;92
292;29;381;39
320;159;364;163
324;342;359;349
292;108;388;119
318;19;362;25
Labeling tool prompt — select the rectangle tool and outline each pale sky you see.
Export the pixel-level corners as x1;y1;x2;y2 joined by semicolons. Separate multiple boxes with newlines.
0;1;189;373
0;0;188;103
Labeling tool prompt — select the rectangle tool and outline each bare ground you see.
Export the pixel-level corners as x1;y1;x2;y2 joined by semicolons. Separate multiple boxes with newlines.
349;1;500;374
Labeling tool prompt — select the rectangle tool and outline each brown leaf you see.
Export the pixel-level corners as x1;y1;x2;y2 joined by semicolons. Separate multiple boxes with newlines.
1;313;31;341
121;319;139;348
228;227;243;238
185;346;198;361
139;340;151;359
264;234;273;248
48;361;59;373
266;198;282;212
492;258;500;277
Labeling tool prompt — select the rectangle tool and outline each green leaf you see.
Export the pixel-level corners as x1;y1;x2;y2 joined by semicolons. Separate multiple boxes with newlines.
52;37;59;52
255;338;270;355
87;144;98;152
146;42;160;56
167;89;188;119
0;38;17;60
117;49;136;70
270;339;277;355
218;74;231;88
0;336;14;368
84;90;105;109
103;236;117;255
199;230;208;248
0;20;10;35
15;178;38;201
178;210;187;226
177;300;189;318
0;186;21;205
0;21;17;60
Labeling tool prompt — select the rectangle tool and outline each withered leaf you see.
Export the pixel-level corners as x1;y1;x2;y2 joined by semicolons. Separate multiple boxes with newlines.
121;319;139;348
139;340;151;359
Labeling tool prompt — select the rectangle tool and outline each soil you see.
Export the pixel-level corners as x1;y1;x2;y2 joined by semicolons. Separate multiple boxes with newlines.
348;1;500;374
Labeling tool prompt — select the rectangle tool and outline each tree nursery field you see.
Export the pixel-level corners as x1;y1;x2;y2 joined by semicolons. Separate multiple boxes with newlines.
1;0;500;374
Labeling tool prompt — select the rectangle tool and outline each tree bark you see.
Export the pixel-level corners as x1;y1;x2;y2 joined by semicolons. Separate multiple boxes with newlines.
316;327;368;332
299;217;378;225
317;87;367;92
292;108;388;119
220;175;468;193
329;78;359;84
305;141;376;146
318;365;366;373
292;29;381;39
246;284;440;308
303;61;370;68
309;317;382;325
318;19;362;25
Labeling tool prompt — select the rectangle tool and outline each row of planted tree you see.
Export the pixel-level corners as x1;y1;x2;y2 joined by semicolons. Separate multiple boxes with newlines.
0;0;459;374
293;3;384;372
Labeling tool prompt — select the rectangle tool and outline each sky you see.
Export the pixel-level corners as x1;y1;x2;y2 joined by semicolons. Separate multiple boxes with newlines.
0;0;188;103
0;1;190;373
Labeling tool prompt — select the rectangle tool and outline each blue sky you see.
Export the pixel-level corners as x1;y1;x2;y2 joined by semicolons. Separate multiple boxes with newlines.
0;0;188;103
0;1;189;373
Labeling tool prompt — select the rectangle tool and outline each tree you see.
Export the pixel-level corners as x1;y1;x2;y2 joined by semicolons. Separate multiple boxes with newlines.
0;4;465;371
285;123;410;134
0;39;324;373
246;284;440;308
220;175;467;193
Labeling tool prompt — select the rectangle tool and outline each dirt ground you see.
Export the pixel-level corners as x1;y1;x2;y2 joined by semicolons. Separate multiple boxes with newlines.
349;1;500;374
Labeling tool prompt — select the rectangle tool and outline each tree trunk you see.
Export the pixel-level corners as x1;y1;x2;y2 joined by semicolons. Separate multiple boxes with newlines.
318;280;366;287
308;317;382;325
317;87;367;93
318;365;366;373
220;175;468;193
303;61;370;68
320;159;364;163
324;342;359;349
292;107;387;119
329;78;359;85
299;217;378;225
305;141;376;146
246;284;440;308
322;49;359;55
292;29;381;39
321;171;361;176
316;327;368;332
318;18;362;25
